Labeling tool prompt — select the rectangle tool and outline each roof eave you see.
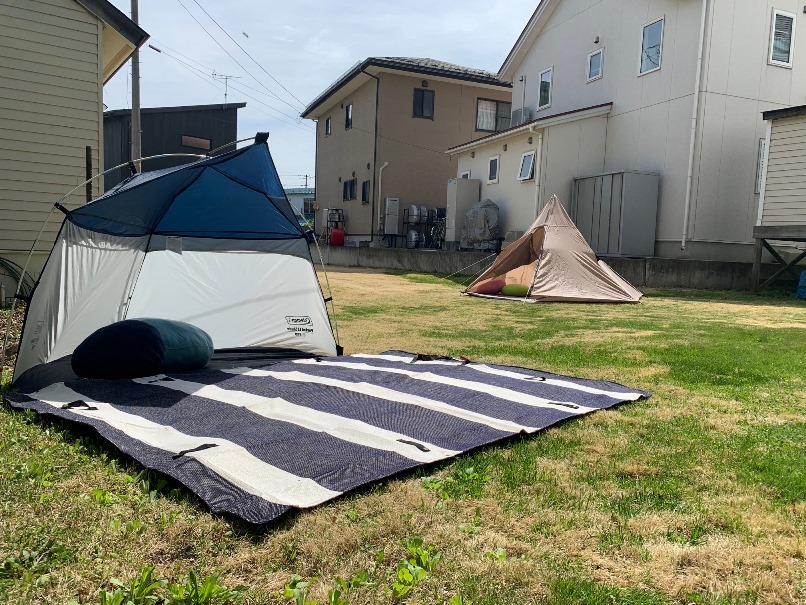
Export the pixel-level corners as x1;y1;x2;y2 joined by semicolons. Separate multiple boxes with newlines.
75;0;148;47
762;104;806;121
447;102;613;155
302;58;510;120
498;0;560;81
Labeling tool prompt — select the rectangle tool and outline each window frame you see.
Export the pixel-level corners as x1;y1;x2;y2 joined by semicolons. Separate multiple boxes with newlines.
324;117;332;136
769;8;796;68
345;103;353;129
412;88;435;119
517;151;536;182
638;17;664;76
537;67;553;111
181;135;212;150
586;49;604;82
342;177;357;201
475;98;512;132
361;179;371;203
487;155;500;184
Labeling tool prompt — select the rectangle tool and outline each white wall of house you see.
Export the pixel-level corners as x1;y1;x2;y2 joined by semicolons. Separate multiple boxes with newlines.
456;135;540;233
455;112;609;237
499;0;806;262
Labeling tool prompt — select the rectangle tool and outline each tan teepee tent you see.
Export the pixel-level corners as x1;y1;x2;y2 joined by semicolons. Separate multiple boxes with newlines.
464;195;642;303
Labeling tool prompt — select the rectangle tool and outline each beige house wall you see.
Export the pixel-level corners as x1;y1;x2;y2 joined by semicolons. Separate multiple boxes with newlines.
376;73;511;227
0;0;104;278
312;70;510;241
762;115;806;226
313;80;376;237
501;0;806;262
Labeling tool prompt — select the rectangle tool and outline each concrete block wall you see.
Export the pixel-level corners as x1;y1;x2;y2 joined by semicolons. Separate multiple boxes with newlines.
316;245;797;290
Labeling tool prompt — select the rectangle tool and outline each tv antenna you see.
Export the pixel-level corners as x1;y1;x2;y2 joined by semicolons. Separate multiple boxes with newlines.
212;72;241;105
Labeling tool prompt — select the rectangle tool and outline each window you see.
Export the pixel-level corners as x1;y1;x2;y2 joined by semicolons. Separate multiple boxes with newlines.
181;135;211;150
769;9;796;67
538;68;552;110
345;103;353;129
518;151;536;181
587;49;603;82
325;117;332;136
303;198;315;214
487;155;500;184
639;18;664;75
476;99;512;132
413;88;435;119
361;179;371;203
342;178;356;200
460;170;471;179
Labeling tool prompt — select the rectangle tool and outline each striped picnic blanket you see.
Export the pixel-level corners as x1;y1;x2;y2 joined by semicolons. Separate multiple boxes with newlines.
3;351;650;523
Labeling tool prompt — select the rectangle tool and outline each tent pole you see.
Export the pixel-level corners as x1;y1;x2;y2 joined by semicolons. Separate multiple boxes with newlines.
311;236;340;347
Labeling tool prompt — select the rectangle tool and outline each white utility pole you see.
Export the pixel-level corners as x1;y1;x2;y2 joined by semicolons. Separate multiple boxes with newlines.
131;0;142;162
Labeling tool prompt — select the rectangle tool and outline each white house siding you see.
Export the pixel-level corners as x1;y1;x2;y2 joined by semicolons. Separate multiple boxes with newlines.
540;116;607;211
455;114;608;235
507;0;702;258
456;135;540;233
762;115;806;226
687;0;806;260
501;0;806;261
0;0;103;276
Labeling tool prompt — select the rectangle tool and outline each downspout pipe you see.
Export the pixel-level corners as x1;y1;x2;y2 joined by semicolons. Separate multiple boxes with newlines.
361;68;380;242
529;124;543;216
681;0;709;250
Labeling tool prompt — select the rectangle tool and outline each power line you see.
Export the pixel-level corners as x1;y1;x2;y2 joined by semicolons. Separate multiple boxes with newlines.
189;0;306;110
149;43;304;123
326;116;454;157
174;0;303;114
149;45;313;132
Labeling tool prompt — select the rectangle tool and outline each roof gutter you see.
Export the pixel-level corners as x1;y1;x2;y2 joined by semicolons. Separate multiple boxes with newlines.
681;0;710;250
447;103;612;155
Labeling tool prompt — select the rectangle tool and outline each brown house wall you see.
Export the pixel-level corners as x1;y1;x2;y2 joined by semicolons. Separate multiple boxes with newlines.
313;70;510;240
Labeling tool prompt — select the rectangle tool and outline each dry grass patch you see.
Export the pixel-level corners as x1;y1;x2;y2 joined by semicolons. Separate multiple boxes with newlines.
1;268;805;604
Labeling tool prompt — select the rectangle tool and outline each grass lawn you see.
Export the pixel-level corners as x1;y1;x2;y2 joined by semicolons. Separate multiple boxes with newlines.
1;267;804;604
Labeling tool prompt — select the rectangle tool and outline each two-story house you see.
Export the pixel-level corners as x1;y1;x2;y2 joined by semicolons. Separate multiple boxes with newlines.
302;57;512;245
447;0;805;262
0;0;147;288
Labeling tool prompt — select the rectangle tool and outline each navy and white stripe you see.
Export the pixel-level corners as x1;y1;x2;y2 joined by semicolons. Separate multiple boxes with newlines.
3;350;650;524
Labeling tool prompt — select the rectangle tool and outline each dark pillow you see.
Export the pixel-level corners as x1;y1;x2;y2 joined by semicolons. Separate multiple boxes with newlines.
72;318;214;379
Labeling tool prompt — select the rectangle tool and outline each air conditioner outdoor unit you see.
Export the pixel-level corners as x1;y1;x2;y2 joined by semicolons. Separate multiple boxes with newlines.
511;107;533;126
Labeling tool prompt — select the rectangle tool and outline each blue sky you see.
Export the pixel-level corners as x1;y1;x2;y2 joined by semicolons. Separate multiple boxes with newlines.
105;1;538;187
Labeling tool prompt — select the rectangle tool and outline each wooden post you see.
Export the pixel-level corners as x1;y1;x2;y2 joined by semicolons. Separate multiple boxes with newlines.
85;145;92;203
751;238;763;293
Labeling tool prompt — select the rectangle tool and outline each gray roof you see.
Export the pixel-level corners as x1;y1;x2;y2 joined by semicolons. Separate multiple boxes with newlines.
762;104;806;121
302;56;510;118
75;0;148;47
105;103;246;118
284;187;315;195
